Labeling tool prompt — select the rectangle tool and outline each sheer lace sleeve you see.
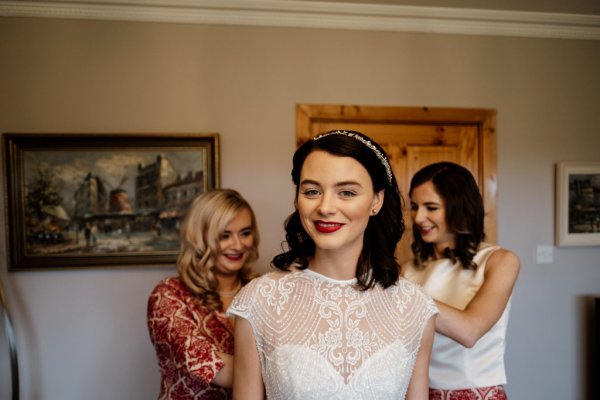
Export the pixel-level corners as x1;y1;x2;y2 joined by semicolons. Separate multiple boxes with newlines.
227;273;264;321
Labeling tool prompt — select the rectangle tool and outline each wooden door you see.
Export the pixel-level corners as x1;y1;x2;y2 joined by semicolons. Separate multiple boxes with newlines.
296;104;497;264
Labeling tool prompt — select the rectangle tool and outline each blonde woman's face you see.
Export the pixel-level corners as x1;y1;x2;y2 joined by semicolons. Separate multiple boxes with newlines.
214;208;254;276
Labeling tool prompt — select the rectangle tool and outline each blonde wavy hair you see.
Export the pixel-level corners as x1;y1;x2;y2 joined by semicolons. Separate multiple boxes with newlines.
178;189;259;311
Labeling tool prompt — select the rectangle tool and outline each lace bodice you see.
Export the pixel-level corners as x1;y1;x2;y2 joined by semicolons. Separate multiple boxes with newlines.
228;269;437;399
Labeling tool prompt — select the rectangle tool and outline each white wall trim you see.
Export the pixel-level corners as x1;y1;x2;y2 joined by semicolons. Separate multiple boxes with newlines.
1;0;599;40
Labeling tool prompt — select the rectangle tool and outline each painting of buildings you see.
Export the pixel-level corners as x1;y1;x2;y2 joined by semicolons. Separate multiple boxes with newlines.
22;150;207;256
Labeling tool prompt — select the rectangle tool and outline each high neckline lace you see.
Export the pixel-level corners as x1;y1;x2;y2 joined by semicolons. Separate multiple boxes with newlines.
304;267;358;285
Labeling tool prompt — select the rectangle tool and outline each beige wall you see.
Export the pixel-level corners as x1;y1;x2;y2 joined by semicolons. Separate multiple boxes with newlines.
1;16;599;399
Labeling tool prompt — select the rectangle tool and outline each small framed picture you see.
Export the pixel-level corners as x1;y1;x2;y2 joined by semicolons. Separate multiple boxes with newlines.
2;133;219;270
555;161;600;247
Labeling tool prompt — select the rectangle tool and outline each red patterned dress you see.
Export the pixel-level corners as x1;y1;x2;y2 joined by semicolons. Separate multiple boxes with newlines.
147;277;233;400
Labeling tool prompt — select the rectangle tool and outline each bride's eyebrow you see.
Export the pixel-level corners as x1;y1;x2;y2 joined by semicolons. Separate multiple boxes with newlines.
300;179;320;186
335;181;363;188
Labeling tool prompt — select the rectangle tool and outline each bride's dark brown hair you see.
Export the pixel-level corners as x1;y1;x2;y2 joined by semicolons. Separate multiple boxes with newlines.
409;161;485;270
272;130;404;290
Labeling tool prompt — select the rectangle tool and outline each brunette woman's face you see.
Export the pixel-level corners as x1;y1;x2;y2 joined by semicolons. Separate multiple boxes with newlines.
410;180;456;250
214;208;254;276
297;150;383;256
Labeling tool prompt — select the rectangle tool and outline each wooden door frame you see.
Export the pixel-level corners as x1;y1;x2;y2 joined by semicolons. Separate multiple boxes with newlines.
296;104;498;243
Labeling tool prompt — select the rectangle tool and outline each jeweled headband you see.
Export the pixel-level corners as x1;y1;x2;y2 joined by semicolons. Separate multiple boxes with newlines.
313;130;393;186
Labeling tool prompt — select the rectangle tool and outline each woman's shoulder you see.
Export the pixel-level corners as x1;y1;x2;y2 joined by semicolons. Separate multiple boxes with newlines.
392;278;439;316
150;276;184;294
147;277;198;316
232;270;303;308
148;277;200;307
483;244;520;274
241;270;300;290
249;270;290;282
479;242;518;261
395;276;430;296
394;278;432;302
483;242;518;257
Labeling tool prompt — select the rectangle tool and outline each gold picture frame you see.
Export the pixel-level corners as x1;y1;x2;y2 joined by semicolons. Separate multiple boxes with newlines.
2;133;220;270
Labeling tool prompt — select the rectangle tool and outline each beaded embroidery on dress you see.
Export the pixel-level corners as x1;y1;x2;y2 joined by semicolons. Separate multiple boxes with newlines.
228;269;437;400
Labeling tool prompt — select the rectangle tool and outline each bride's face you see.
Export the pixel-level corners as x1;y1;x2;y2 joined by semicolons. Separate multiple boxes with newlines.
297;150;383;255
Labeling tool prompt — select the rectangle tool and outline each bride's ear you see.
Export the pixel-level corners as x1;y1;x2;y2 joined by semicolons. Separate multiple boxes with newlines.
371;190;384;215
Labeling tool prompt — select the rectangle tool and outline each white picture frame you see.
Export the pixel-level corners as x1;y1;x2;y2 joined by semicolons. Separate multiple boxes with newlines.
555;161;600;247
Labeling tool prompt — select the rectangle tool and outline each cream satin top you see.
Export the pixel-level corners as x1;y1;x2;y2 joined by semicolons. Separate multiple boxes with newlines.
403;244;509;389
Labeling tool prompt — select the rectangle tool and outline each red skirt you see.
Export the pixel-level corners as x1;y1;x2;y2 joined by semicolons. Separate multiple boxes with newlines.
429;385;507;400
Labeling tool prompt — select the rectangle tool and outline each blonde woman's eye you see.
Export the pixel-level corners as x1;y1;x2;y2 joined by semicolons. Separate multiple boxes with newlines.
240;230;252;238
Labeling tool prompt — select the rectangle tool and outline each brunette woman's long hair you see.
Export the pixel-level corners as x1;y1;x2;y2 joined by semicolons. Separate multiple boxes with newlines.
409;162;484;270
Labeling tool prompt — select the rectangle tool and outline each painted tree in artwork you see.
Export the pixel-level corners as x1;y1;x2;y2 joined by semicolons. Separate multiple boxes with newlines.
26;165;64;226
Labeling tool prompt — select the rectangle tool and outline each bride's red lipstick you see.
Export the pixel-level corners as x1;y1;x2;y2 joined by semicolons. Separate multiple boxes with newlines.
314;220;343;233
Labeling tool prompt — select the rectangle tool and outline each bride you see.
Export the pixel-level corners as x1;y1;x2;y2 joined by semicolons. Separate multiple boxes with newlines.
229;130;437;399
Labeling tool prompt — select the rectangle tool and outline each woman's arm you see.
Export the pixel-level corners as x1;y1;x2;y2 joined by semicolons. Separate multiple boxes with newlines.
147;282;231;387
233;316;264;400
406;316;435;400
211;352;233;388
435;248;520;347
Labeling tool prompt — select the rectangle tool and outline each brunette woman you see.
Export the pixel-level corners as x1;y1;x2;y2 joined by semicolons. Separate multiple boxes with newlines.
402;162;520;399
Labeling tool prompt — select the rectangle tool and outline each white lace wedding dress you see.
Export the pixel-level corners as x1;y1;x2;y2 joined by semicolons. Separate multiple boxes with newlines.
229;268;437;399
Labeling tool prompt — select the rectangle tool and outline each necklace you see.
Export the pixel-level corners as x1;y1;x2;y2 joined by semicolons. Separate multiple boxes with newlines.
217;282;242;297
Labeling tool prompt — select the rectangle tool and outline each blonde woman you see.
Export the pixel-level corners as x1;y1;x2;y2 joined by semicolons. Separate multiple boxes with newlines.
147;189;259;400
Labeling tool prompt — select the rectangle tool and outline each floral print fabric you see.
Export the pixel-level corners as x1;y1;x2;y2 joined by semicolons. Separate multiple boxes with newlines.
429;385;508;400
147;277;232;400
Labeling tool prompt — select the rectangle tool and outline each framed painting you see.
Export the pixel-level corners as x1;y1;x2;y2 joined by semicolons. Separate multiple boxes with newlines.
555;161;600;247
2;133;219;270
